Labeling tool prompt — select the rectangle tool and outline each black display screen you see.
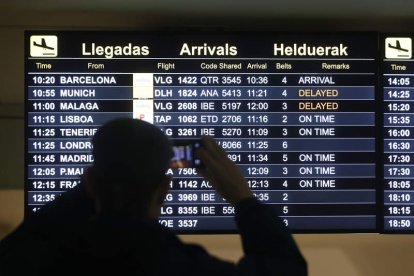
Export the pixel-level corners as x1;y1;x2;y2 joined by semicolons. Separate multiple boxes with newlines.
24;31;414;233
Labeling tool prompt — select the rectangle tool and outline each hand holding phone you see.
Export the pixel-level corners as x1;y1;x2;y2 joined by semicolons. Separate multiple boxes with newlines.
196;136;254;205
170;139;203;168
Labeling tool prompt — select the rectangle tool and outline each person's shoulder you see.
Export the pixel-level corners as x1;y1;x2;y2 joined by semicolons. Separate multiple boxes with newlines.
160;240;237;276
33;182;93;222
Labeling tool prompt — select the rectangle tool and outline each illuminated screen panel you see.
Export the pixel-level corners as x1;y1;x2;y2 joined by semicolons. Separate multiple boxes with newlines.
25;32;379;233
383;35;414;232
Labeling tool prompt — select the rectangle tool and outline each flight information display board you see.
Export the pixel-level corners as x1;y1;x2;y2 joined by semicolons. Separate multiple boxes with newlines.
23;31;413;233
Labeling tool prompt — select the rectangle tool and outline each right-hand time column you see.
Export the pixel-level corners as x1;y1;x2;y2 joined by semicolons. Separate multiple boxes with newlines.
383;36;414;232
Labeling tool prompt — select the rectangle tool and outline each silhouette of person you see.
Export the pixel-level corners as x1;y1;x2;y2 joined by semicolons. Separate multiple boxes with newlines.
0;118;306;275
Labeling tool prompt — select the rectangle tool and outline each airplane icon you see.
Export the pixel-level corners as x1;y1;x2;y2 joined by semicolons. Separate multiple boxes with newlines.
33;38;55;51
388;40;409;52
30;35;58;57
385;37;412;59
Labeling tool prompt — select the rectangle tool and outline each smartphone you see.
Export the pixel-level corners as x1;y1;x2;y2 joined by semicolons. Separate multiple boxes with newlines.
170;139;203;168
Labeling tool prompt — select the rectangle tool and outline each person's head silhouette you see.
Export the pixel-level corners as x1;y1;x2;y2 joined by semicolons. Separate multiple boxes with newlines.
85;118;173;219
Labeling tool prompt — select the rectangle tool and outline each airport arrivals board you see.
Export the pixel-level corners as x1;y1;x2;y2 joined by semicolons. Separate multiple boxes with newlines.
24;32;414;233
